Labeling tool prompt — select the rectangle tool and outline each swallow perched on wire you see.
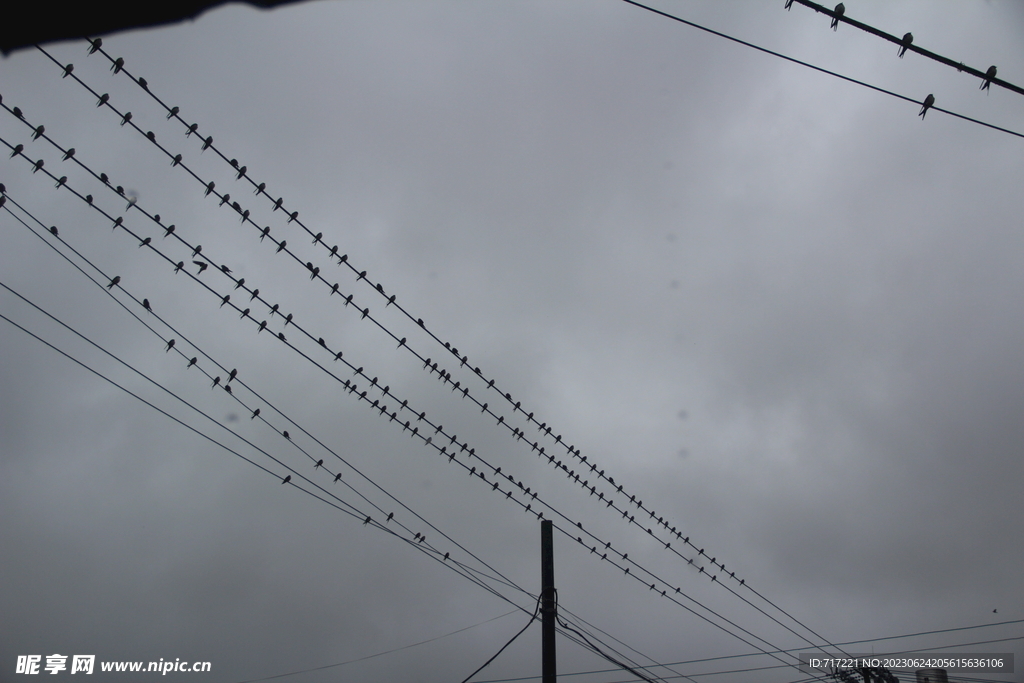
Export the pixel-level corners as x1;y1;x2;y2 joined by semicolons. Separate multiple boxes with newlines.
281;475;291;485
981;65;997;91
165;339;175;352
142;298;151;311
314;459;323;469
107;275;121;289
830;2;844;30
9;144;23;158
88;38;102;54
32;125;45;140
919;93;935;118
167;106;180;119
898;32;913;58
111;57;124;73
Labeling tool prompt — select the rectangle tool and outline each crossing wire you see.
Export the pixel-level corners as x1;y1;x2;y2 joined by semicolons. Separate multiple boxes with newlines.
786;0;1024;97
619;0;1024;139
1;190;688;683
1;148;830;682
25;43;822;635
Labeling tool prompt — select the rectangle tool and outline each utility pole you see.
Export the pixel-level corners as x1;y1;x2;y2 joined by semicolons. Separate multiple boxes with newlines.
541;520;556;683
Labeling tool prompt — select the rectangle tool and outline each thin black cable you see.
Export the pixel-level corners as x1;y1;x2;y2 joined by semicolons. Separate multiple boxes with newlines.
0;191;530;601
1;136;826;681
49;39;786;603
0;278;539;627
1;193;681;683
472;628;1024;683
786;0;1024;97
232;609;519;683
619;0;1024;139
460;595;542;683
3;77;819;659
46;45;1009;672
23;49;848;671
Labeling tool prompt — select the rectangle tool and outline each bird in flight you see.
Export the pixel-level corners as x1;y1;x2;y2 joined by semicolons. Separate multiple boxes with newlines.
193;260;208;273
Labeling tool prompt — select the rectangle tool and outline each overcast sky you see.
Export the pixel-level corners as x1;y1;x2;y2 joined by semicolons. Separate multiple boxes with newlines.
1;2;1022;682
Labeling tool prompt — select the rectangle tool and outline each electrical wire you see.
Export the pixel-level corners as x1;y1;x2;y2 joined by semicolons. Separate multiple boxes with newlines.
1;142;830;682
2;190;684;683
785;0;1024;97
6;63;852;668
460;595;542;683
619;0;1024;139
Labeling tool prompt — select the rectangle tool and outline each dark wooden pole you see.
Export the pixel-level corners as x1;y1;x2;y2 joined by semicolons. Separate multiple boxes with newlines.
541;520;556;683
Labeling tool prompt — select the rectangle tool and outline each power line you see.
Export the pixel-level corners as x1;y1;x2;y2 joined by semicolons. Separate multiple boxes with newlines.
460;596;542;683
1;190;685;683
19;48;848;662
618;0;1024;139
40;38;785;606
786;0;1023;97
232;609;519;683
1;150;825;682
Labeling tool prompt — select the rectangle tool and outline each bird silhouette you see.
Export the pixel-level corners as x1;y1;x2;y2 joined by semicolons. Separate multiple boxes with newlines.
32;125;45;140
62;64;74;78
88;38;102;54
32;159;44;173
257;320;267;334
166;106;179;119
163;225;175;238
187;357;197;368
211;376;221;388
281;475;291;485
234;278;246;290
315;459;324;469
62;148;75;161
186;123;198;137
830;3;844;30
334;472;342;483
9;144;23;159
260;226;270;242
204;182;215;197
276;240;287;253
251;408;260;420
981;65;997;90
120;112;132;126
111;57;124;73
49;225;59;236
919;93;935;118
174;261;184;273
142;298;151;311
250;288;260;301
239;308;250;319
898;32;913;58
107;276;120;289
193;261;208;273
137;237;150;248
202;136;213;151
165;339;175;352
220;265;232;274
219;295;230;307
